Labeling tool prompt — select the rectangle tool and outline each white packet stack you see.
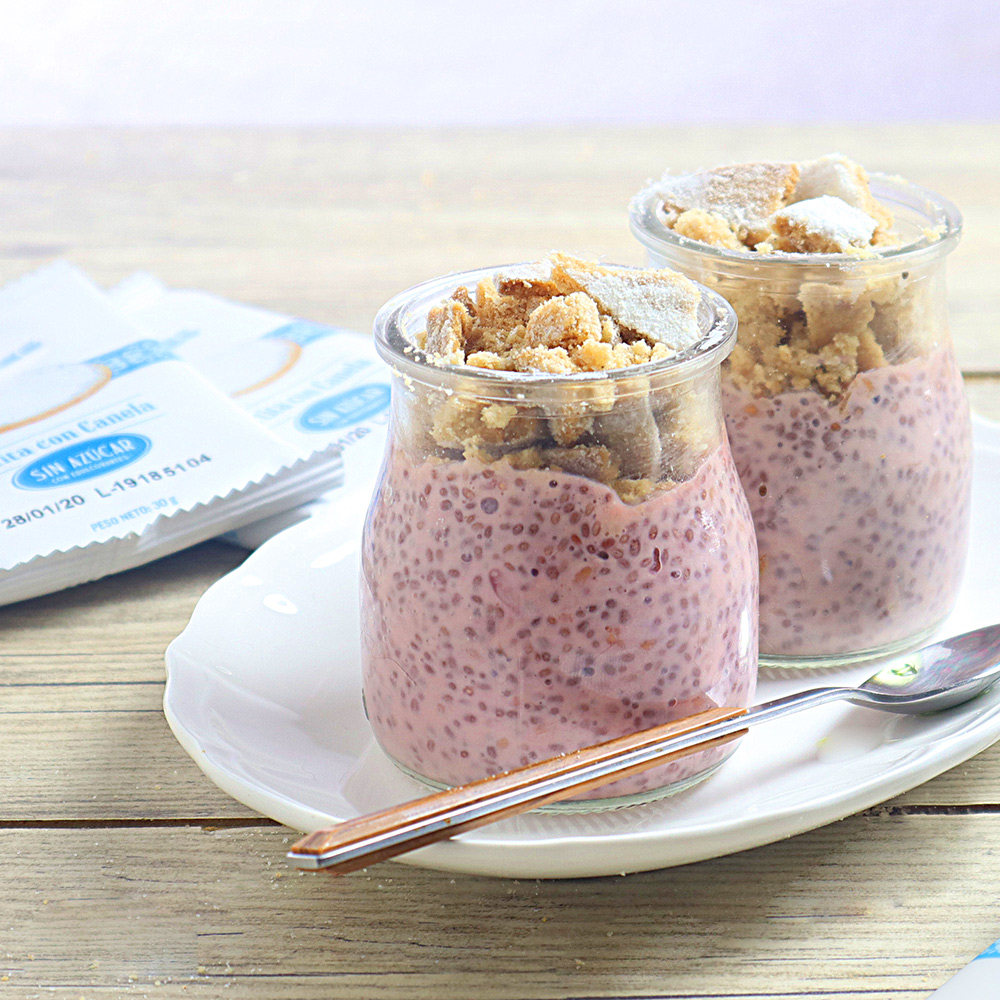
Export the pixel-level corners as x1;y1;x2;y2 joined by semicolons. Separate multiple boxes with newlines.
0;265;341;605
110;274;391;547
929;940;1000;997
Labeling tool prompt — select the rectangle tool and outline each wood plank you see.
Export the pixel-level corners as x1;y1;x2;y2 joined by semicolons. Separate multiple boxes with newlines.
0;541;246;683
0;692;257;821
2;674;999;821
0;125;997;370
2;813;998;998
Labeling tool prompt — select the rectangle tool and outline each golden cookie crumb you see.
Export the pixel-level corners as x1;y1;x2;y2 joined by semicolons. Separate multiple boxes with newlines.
672;208;743;249
524;293;603;350
656;161;800;230
651;156;930;400
425;300;469;365
414;254;712;497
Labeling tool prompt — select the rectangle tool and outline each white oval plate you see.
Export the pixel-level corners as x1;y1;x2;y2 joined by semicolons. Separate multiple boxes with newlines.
164;416;1000;879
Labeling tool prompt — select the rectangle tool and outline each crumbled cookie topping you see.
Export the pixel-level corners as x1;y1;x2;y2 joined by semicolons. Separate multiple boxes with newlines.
421;253;702;374
793;153;895;232
649;155;936;401
654;153;894;255
768;196;878;254
408;255;718;502
722;268;929;400
658;161;800;233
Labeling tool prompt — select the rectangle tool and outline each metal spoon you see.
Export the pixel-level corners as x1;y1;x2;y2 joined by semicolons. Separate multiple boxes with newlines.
288;623;1000;874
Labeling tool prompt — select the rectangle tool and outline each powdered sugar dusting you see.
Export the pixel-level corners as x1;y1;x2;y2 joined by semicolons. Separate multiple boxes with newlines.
771;195;878;253
794;154;868;206
656;162;799;229
645;154;899;255
552;257;703;351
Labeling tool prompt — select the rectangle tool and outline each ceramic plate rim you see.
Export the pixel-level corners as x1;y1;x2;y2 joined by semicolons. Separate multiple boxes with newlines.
163;413;1000;878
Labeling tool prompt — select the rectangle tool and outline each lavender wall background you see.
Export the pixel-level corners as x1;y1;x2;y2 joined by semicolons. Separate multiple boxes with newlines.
0;0;998;125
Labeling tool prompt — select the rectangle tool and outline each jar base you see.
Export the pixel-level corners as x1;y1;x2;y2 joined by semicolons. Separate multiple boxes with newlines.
758;620;944;671
379;744;737;814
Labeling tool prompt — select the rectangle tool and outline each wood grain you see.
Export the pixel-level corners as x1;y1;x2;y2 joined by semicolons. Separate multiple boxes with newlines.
4;673;1000;823
0;540;245;683
2;815;998;998
1;126;998;1000
0;125;997;370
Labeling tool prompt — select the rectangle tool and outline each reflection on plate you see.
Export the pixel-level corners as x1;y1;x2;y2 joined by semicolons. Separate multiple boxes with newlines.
0;363;112;434
164;417;1000;879
197;339;303;398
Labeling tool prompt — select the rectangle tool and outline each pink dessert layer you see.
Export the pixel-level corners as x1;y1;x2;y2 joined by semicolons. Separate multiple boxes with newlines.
723;348;972;659
361;444;758;802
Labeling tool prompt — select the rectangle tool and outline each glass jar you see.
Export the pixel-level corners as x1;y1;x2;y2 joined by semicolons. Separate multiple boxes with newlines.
630;176;971;667
360;263;758;810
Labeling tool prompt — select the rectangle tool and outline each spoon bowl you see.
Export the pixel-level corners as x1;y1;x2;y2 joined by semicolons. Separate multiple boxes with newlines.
852;623;1000;712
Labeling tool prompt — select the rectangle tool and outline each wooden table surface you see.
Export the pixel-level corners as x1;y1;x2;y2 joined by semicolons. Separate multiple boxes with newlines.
1;125;998;1000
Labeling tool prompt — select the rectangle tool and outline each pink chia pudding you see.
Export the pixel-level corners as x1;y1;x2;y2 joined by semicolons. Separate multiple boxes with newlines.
629;154;970;663
724;349;971;657
361;443;757;800
362;255;757;805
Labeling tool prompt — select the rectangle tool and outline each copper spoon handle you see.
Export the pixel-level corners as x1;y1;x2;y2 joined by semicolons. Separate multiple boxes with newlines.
288;706;749;875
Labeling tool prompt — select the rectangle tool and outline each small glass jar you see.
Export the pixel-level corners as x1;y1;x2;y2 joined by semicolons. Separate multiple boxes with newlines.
631;176;972;667
360;263;758;809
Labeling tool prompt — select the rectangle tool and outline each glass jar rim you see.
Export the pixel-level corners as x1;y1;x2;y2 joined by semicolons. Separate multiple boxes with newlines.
628;172;963;275
373;260;738;393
